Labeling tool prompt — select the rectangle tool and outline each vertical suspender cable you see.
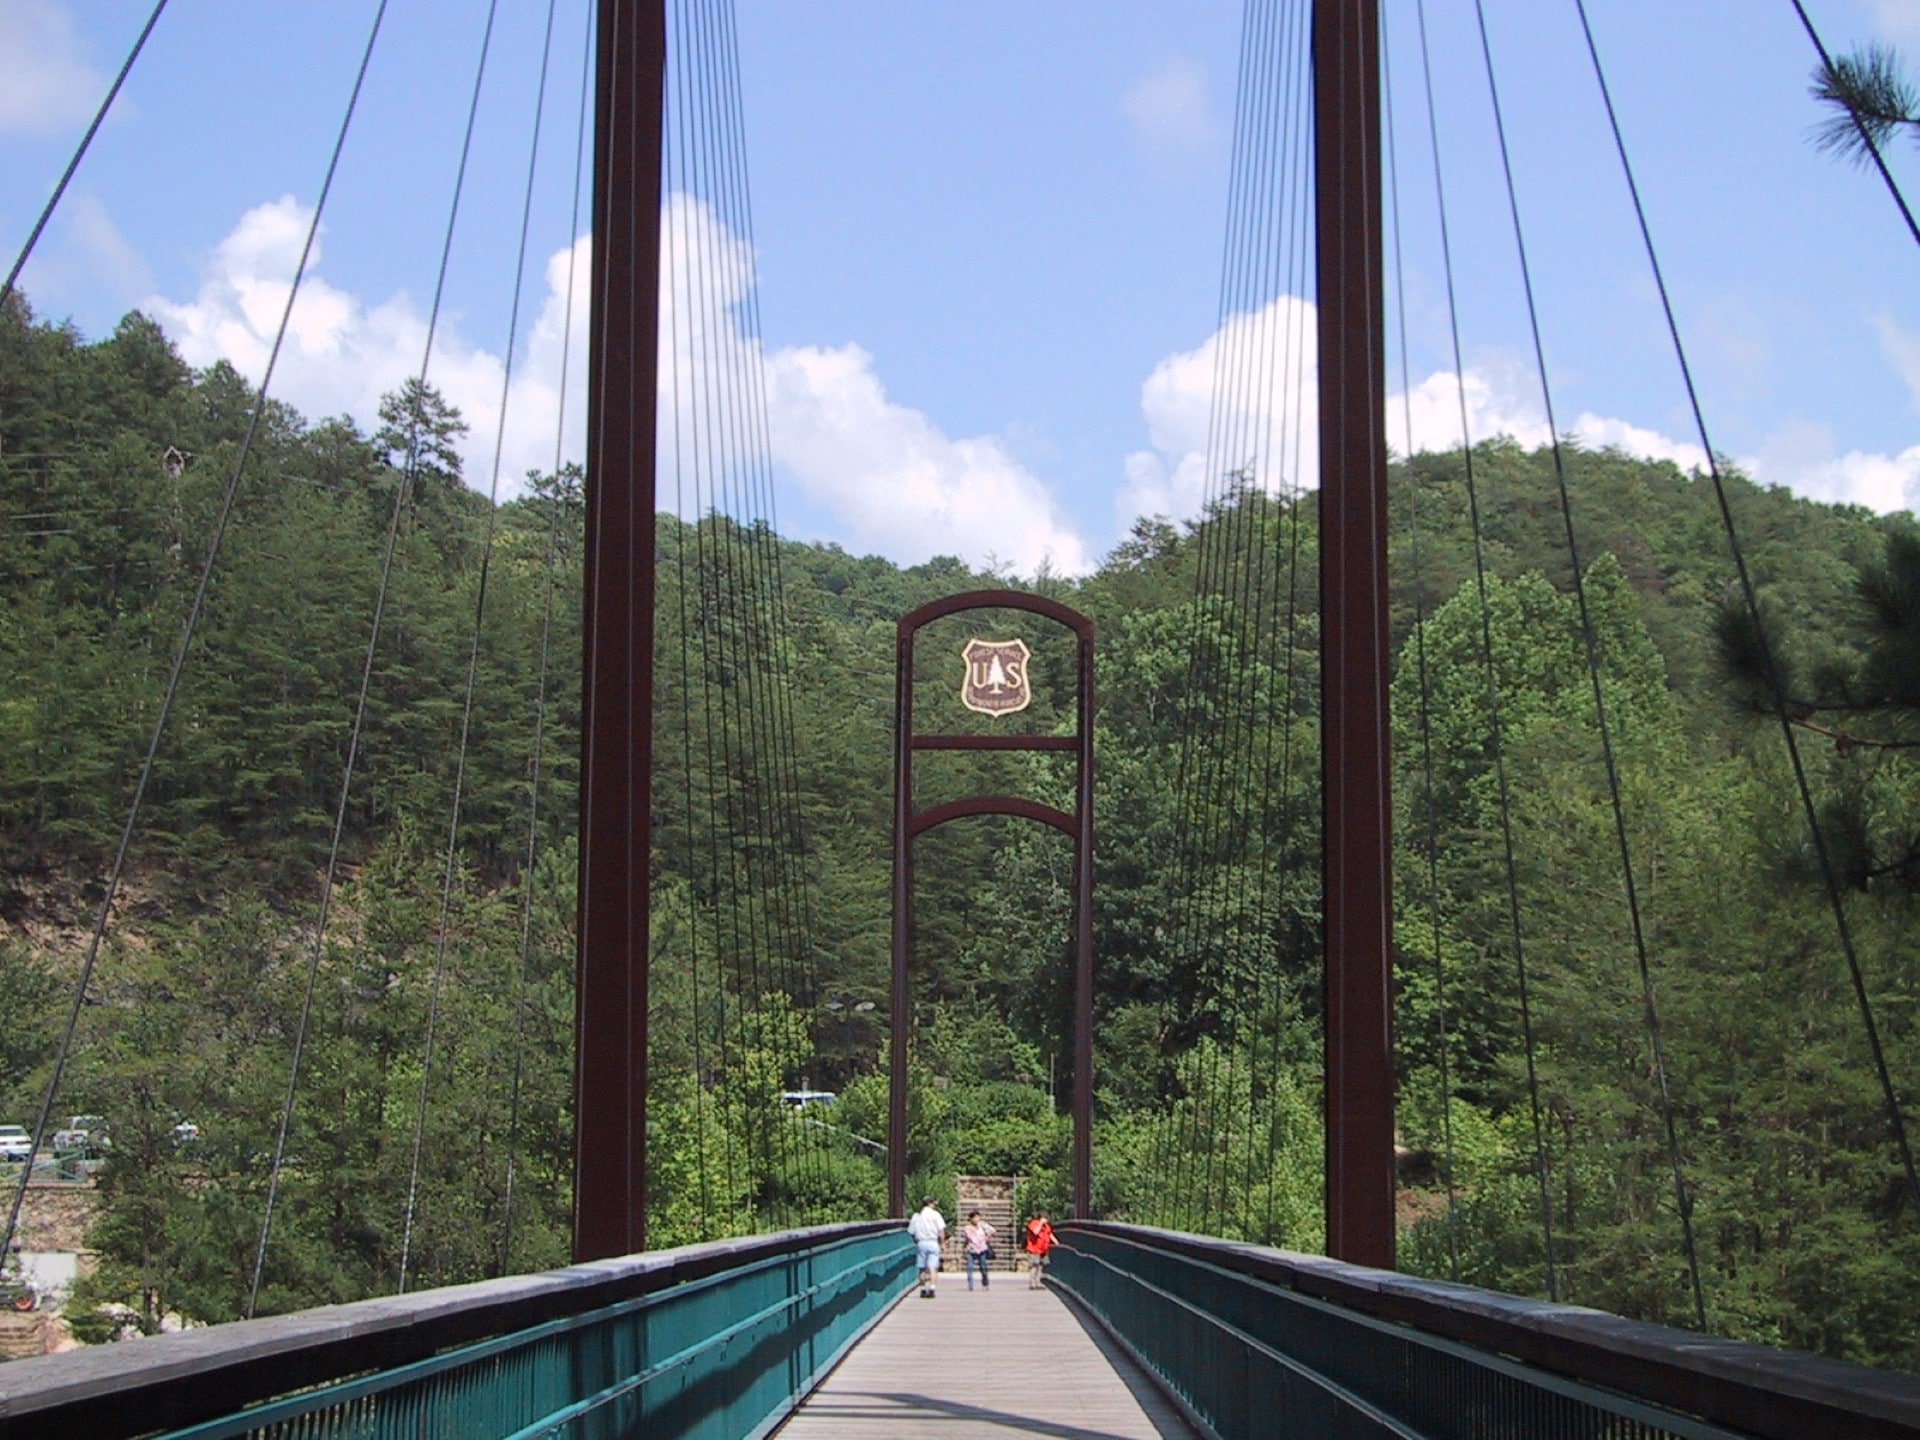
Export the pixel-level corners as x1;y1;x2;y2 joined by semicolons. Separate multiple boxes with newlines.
501;6;595;1277
1469;0;1707;1329
1381;3;1462;1283
400;0;558;1293
252;0;499;1313
1575;0;1920;1216
0;0;389;1295
1410;0;1560;1299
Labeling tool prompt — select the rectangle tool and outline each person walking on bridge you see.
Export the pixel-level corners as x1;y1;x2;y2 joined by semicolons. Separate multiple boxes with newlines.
962;1209;996;1290
908;1196;947;1298
1023;1211;1055;1290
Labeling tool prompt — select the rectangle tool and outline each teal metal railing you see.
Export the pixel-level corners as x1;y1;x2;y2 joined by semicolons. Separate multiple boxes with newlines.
0;1222;913;1440
1050;1223;1920;1440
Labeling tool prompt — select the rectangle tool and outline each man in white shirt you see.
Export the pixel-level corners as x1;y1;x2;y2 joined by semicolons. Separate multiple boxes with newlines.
906;1196;947;1297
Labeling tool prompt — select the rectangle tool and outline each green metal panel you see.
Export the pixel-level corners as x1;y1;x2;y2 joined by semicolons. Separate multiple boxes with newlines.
1051;1229;1752;1440
153;1229;913;1440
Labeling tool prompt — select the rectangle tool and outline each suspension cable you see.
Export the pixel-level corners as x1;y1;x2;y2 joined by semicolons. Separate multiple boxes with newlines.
1150;0;1268;1227
0;0;390;1284
701;0;827;1210
1575;0;1920;1215
501;1;595;1279
1412;0;1561;1301
1472;0;1708;1328
1;0;170;311
250;0;498;1315
718;0;833;1209
1787;0;1920;252
1382;1;1461;1283
399;0;555;1293
1196;0;1295;1233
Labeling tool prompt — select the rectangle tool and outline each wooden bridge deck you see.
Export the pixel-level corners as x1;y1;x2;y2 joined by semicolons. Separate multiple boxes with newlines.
776;1278;1198;1439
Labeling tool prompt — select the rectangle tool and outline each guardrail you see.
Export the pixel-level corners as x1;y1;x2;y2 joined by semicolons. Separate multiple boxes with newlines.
1051;1222;1920;1440
0;1221;913;1440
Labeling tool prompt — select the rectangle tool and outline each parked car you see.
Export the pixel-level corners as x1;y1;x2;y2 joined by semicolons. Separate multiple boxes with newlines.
0;1127;30;1164
51;1116;109;1157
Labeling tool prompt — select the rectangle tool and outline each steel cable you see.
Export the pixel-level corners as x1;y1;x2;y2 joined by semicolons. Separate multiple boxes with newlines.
500;3;595;1281
1575;0;1920;1217
1;0;171;311
1382;1;1461;1283
1470;0;1708;1329
1411;0;1561;1301
249;0;499;1314
399;0;560;1293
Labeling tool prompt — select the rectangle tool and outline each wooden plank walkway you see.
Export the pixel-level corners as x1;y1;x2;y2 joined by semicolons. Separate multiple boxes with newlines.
776;1278;1199;1439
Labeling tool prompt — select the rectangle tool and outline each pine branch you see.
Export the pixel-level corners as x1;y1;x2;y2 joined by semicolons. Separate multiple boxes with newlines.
1812;43;1920;166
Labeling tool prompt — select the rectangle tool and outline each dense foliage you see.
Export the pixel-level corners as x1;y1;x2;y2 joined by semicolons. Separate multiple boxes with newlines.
2;295;1916;1367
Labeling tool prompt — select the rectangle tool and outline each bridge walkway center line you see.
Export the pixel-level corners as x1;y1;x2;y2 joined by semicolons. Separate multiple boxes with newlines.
775;1277;1199;1439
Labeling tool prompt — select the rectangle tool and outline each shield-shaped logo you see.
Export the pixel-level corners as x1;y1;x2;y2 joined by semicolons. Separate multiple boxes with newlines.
960;637;1032;716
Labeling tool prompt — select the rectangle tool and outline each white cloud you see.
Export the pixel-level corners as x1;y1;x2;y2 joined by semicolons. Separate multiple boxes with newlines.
11;193;151;311
1120;297;1721;530
1753;417;1920;513
0;2;106;134
764;341;1089;573
657;191;1088;573
1123;56;1216;167
145;192;1090;573
1120;294;1320;523
145;195;573;498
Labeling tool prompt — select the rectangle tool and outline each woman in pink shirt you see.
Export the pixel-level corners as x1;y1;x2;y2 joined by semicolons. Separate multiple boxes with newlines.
962;1210;996;1290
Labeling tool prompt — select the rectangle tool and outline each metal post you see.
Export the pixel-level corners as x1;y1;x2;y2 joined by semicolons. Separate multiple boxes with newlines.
888;627;914;1218
1072;632;1095;1217
1316;0;1395;1270
573;0;665;1264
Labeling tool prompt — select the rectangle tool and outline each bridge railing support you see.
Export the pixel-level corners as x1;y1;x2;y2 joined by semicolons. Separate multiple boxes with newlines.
1050;1222;1920;1440
0;1223;912;1440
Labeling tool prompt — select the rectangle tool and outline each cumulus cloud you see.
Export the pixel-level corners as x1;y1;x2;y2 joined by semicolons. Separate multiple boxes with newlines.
145;192;1089;572
1124;56;1216;168
1753;417;1920;513
145;195;575;497
1119;295;1319;523
0;1;106;134
1119;295;1722;530
657;193;1087;572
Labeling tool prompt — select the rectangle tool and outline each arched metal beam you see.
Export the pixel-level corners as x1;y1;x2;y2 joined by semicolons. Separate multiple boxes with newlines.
891;590;1096;1220
908;795;1076;839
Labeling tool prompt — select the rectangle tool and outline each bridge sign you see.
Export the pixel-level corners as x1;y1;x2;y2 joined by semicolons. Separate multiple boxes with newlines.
960;637;1031;715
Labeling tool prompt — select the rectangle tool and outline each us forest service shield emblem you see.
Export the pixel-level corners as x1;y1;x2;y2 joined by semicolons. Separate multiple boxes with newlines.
960;638;1032;716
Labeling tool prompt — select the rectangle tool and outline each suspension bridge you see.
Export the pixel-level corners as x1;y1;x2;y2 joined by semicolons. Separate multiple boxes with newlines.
1;0;1919;1435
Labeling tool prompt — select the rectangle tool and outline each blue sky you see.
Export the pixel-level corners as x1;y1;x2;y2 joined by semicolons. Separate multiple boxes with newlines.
5;1;1919;574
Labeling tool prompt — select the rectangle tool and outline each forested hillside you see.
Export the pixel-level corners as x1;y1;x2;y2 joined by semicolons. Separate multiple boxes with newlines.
3;295;1916;1367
